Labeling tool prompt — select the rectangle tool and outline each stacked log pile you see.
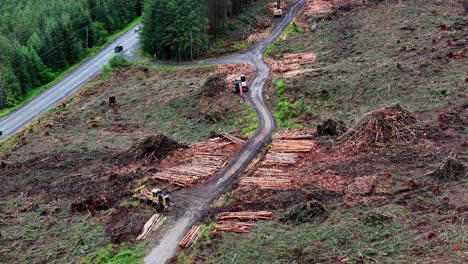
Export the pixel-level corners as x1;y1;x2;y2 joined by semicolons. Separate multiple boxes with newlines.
262;153;299;166
150;138;242;187
249;16;272;30
240;176;293;189
303;0;334;16
219;211;273;221
179;225;201;248
214;211;273;233
215;221;256;233
137;214;167;240
247;33;269;43
214;64;256;88
240;131;316;190
266;53;318;74
275;129;316;140
270;140;317;153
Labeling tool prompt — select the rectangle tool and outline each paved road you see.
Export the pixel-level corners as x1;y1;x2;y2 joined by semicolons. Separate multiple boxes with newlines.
0;24;141;141
144;1;307;263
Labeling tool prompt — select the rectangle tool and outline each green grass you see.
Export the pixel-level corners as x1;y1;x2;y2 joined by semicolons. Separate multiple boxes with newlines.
264;22;305;58
235;105;259;137
208;207;419;264
80;243;146;264
0;17;141;119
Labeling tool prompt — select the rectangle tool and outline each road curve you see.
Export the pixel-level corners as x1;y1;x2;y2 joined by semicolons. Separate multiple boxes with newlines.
144;1;307;263
0;24;141;141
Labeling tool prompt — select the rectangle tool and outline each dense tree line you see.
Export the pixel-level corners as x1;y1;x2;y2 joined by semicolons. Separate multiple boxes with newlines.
0;0;142;109
141;0;257;61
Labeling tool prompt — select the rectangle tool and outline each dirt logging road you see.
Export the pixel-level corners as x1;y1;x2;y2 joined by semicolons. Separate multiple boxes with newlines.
144;0;308;263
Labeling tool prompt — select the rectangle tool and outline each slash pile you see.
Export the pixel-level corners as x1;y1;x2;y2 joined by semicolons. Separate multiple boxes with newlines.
340;104;416;148
214;211;273;233
303;0;334;16
240;131;316;189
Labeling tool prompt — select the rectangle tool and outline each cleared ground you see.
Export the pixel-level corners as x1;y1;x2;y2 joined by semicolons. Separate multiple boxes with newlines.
0;65;251;263
176;1;467;263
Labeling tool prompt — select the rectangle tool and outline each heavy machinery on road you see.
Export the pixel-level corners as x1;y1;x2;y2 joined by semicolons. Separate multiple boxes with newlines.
273;0;284;18
133;185;174;211
233;74;248;94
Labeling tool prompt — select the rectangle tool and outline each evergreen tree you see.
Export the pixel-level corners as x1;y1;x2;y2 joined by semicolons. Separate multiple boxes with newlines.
142;0;208;61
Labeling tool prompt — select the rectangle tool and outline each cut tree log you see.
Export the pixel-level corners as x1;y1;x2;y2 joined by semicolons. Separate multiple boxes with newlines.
179;225;201;248
137;214;167;240
240;176;293;189
218;211;273;221
215;221;256;233
270;140;316;153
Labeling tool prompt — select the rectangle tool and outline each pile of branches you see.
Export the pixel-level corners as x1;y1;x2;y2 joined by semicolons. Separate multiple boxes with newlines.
427;154;466;181
106;207;148;243
201;74;227;97
317;119;347;137
121;134;187;162
282;201;327;224
340;104;416;147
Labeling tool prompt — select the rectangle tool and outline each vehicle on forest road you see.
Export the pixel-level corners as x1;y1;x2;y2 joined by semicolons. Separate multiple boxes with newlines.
114;46;124;53
233;74;248;94
273;0;284;18
133;185;174;212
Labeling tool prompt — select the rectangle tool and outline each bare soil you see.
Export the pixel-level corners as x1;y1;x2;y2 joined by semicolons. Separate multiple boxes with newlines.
177;0;468;263
0;65;250;263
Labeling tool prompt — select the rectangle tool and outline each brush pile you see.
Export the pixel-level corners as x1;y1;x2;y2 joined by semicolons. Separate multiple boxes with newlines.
427;154;466;181
106;207;148;243
214;211;273;233
340;104;416;147
303;0;334;16
121;134;187;162
332;0;368;10
201;74;227;97
283;201;327;224
317;119;347;136
179;225;201;248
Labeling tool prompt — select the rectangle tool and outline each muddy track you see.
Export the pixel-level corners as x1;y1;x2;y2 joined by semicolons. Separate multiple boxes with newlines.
145;1;307;263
